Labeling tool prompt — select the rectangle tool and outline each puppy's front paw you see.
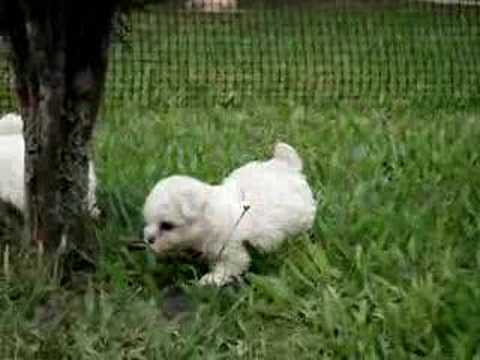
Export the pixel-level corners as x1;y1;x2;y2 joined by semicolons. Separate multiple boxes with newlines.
199;272;233;287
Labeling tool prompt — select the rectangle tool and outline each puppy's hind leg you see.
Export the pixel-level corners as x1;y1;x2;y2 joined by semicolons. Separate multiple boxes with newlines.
199;244;250;287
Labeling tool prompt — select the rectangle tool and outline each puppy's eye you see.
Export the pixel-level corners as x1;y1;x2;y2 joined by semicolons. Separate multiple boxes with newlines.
159;221;175;231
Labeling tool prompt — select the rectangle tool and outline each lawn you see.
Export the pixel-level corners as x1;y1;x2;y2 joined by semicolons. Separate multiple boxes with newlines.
1;1;480;359
1;99;480;358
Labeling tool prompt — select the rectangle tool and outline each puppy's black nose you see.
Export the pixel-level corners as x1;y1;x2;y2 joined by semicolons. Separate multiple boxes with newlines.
146;236;156;245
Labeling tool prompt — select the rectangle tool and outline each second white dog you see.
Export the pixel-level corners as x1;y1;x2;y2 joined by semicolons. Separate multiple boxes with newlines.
0;113;99;217
143;143;317;286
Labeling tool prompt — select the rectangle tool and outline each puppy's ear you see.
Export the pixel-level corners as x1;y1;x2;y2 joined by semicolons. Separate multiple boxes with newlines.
179;188;208;221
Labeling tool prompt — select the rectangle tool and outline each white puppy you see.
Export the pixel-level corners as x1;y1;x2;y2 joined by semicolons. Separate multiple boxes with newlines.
143;143;317;286
0;113;99;217
0;112;23;135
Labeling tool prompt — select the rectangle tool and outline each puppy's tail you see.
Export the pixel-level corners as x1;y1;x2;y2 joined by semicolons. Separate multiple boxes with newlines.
0;113;23;135
273;142;303;171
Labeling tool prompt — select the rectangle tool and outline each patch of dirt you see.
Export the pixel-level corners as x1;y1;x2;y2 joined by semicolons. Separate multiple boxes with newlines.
160;285;195;321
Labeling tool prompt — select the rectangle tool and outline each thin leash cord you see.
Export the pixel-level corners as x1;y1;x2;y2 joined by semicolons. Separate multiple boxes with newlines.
215;193;251;261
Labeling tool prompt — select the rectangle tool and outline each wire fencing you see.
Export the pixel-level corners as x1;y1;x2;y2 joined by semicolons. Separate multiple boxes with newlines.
0;0;479;111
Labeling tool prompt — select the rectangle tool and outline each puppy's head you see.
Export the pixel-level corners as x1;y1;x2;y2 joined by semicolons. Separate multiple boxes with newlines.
143;175;210;255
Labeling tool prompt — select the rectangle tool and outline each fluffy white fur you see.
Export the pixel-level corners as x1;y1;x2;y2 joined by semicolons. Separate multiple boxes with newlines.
143;142;317;286
0;112;23;135
0;113;99;217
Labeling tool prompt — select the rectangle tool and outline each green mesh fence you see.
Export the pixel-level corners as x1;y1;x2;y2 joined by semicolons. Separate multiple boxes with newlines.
0;0;479;110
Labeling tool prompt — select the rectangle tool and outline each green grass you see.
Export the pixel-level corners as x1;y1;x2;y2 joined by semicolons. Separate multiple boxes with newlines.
1;100;480;358
0;3;479;358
